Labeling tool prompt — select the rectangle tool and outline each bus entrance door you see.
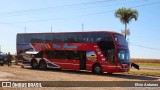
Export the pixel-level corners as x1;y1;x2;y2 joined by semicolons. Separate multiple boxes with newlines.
79;51;86;70
107;49;117;72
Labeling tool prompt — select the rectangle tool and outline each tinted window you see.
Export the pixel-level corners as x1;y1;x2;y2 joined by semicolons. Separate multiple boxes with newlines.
17;34;25;43
53;34;64;43
45;50;57;58
118;49;130;64
31;34;43;43
89;32;113;43
89;32;115;57
77;33;89;43
24;34;32;43
44;34;53;43
64;34;78;43
67;51;79;60
59;51;67;59
114;34;128;47
45;50;80;60
45;50;66;59
18;34;42;43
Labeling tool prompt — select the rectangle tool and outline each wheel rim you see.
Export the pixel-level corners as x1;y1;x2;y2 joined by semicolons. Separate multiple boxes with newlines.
41;63;44;68
32;61;38;68
95;66;101;73
34;62;37;67
40;61;46;69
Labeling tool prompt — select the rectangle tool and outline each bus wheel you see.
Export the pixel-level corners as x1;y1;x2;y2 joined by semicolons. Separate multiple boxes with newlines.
93;64;102;74
39;60;47;70
31;60;39;69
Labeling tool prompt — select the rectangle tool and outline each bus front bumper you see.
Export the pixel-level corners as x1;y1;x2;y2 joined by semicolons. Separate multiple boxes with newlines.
116;65;130;72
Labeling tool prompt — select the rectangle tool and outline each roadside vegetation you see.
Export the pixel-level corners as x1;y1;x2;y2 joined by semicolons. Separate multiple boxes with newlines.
131;58;160;68
127;68;160;77
115;7;138;38
131;58;160;63
126;58;160;77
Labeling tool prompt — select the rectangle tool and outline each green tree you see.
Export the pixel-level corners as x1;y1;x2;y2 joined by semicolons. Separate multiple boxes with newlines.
115;7;138;38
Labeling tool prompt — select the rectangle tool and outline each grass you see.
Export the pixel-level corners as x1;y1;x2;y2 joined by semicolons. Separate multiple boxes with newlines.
127;58;160;77
136;63;160;68
127;69;160;77
131;58;160;63
131;58;160;68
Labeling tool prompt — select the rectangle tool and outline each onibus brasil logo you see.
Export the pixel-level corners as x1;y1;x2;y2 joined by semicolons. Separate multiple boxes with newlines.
1;82;42;87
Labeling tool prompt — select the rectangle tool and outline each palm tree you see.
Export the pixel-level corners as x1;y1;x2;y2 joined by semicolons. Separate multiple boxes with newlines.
115;7;138;38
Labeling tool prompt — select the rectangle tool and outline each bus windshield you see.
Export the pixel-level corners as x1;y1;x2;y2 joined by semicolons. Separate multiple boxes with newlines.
114;34;128;47
118;49;130;64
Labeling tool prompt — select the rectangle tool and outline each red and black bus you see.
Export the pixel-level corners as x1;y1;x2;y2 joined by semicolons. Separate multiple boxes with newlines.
16;31;130;74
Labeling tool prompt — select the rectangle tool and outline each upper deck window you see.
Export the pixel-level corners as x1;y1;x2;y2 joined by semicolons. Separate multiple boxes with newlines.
89;32;113;43
17;34;32;43
114;34;128;47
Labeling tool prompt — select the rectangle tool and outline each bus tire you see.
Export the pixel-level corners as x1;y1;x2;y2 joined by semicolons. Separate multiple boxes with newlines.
39;60;47;70
92;64;102;74
31;60;39;69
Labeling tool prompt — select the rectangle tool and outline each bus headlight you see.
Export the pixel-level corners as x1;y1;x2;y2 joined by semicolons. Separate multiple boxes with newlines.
102;58;105;61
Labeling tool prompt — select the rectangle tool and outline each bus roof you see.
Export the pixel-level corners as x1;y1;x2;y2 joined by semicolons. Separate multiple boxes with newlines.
17;31;121;35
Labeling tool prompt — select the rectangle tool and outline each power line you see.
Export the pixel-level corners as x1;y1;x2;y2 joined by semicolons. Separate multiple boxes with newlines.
130;1;160;8
129;42;160;51
0;1;159;24
0;0;114;16
81;0;149;10
0;10;114;24
0;0;148;17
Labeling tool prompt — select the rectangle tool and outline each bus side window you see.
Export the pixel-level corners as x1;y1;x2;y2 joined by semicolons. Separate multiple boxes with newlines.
53;34;64;43
17;34;24;43
44;34;53;43
59;51;67;59
45;50;51;58
77;33;88;43
25;34;32;43
67;51;79;60
31;34;43;43
64;34;77;43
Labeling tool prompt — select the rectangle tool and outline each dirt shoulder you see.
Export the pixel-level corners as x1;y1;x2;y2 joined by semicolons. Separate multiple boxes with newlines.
0;65;159;90
0;65;159;81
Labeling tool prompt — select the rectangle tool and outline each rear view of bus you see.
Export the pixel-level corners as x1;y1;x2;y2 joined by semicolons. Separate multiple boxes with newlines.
16;31;130;74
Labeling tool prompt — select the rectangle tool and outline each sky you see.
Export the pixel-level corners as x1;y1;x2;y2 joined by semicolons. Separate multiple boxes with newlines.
0;0;160;59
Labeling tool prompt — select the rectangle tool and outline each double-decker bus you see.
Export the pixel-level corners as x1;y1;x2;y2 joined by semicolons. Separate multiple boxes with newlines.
16;31;130;74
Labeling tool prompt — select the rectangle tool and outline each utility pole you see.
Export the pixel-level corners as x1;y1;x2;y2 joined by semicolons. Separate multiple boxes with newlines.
24;27;26;33
82;23;84;32
51;26;52;32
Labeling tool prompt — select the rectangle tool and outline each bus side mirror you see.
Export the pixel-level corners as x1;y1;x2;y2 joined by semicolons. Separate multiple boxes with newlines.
131;63;140;70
